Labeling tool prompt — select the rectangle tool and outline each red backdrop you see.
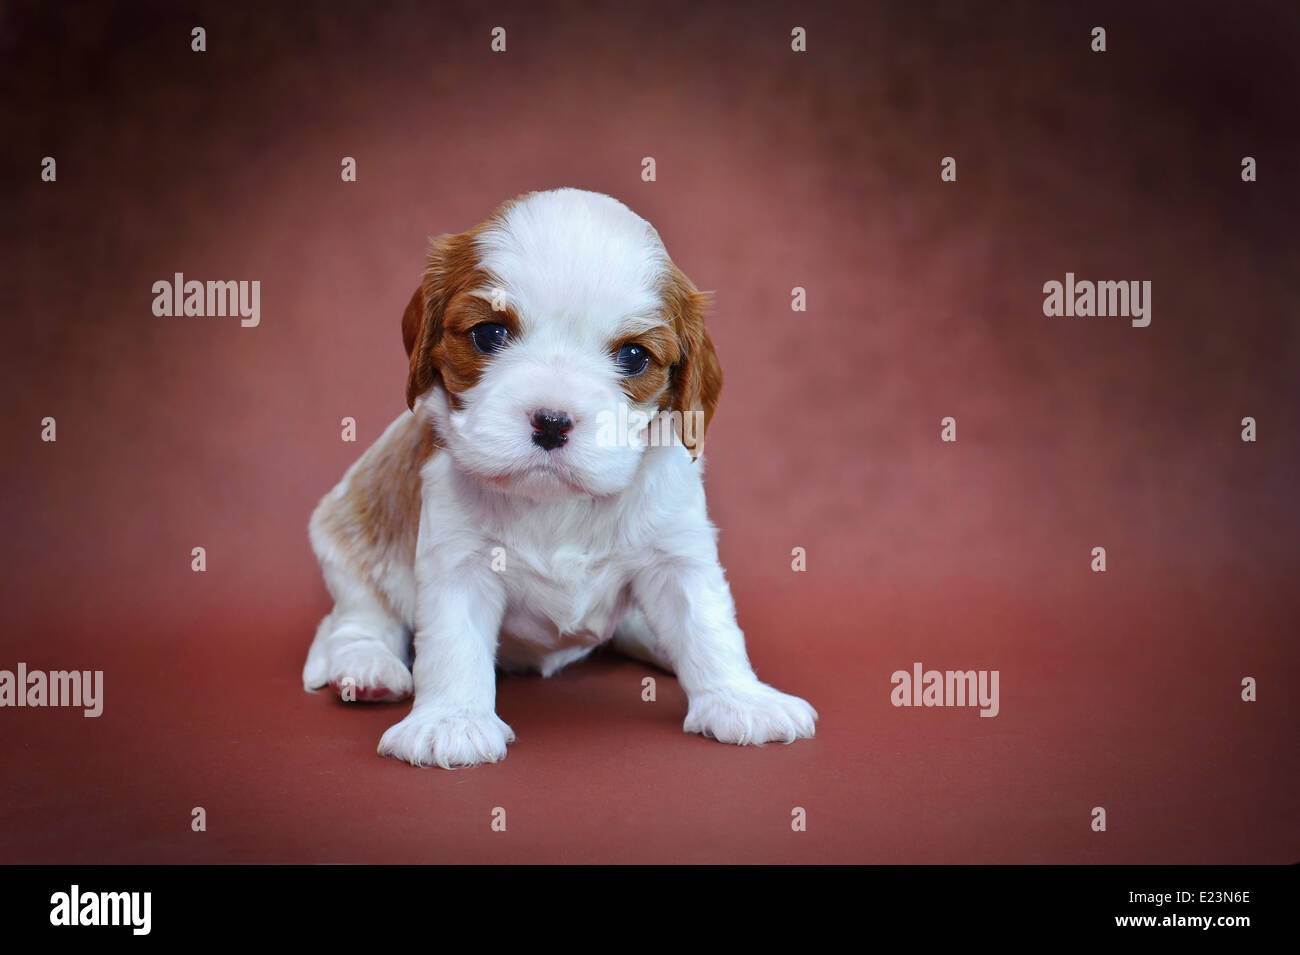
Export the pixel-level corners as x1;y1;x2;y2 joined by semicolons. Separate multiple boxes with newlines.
1;0;1296;862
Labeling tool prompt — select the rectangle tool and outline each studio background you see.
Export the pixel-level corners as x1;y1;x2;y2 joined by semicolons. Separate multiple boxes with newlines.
1;0;1296;863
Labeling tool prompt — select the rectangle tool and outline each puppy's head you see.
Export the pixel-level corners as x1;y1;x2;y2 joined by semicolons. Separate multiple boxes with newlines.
402;188;722;500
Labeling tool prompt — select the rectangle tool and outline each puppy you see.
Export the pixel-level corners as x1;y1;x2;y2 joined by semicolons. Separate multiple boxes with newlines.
303;188;817;768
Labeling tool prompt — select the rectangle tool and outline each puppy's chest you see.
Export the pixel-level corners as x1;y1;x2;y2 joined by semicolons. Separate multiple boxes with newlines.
498;541;629;640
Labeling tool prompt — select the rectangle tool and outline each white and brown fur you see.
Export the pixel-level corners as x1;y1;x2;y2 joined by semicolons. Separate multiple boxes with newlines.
304;188;817;767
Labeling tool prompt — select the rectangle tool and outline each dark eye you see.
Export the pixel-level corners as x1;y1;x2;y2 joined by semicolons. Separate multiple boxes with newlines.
470;323;510;354
615;343;651;377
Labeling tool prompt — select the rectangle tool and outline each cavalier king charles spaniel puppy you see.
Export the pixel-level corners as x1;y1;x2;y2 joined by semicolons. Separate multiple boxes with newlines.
303;188;817;768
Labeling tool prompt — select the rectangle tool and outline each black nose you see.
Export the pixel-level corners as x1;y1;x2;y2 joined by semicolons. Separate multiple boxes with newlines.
531;409;572;451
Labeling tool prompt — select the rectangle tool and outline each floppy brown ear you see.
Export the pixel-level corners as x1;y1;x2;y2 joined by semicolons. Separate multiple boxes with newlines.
402;231;482;409
401;286;426;360
664;265;723;459
402;278;438;409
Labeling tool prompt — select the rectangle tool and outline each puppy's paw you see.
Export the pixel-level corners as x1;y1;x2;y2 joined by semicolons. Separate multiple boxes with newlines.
302;652;329;692
377;709;516;768
327;642;413;703
684;681;818;745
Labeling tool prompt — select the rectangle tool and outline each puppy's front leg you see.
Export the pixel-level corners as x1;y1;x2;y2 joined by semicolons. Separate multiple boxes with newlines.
377;559;514;768
633;555;817;746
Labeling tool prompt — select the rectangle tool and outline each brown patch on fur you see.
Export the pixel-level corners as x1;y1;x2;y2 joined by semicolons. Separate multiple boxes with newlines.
400;287;425;365
313;411;439;620
436;292;522;399
613;323;677;406
404;226;496;409
660;263;722;458
404;199;530;410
